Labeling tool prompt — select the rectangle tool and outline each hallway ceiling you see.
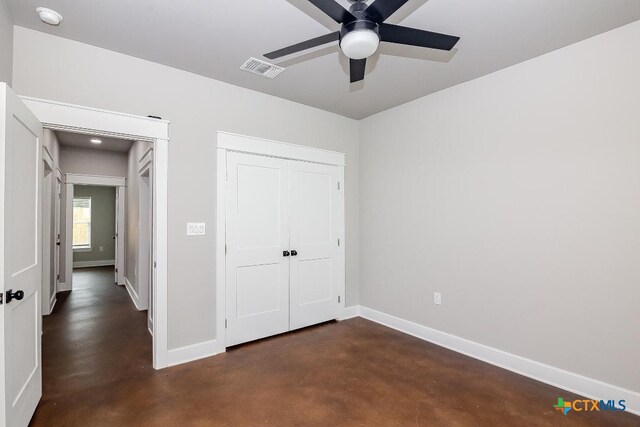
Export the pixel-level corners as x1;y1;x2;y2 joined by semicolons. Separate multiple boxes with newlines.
7;0;640;119
56;131;133;153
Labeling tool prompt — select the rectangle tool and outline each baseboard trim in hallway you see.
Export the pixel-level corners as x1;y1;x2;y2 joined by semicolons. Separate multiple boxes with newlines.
357;305;640;415
166;339;224;367
72;259;115;268
124;277;142;310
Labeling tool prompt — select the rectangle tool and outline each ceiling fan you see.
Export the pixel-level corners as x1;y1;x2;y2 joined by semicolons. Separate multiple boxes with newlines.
264;0;460;83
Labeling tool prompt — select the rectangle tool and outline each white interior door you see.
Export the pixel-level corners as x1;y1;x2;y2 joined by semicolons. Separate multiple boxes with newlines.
0;84;43;426
225;152;290;346
289;161;340;330
114;187;125;286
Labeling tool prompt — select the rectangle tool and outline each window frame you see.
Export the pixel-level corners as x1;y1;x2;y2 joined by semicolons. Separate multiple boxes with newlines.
72;196;92;251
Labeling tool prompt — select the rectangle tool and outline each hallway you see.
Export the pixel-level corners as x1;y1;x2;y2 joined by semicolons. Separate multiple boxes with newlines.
31;266;151;426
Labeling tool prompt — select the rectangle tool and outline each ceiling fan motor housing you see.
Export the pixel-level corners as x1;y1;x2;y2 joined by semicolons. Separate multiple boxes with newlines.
340;19;379;41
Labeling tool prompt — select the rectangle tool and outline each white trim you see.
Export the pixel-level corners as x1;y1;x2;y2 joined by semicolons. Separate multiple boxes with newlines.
57;282;70;292
22;96;170;369
116;187;125;286
166;339;224;367
358;306;640;415
42;146;54;169
339;305;360;320
217;132;346;166
215;149;226;355
65;174;126;187
64;183;73;291
72;259;115;268
124;277;142;311
47;296;56;315
20;96;169;142
337;165;346;317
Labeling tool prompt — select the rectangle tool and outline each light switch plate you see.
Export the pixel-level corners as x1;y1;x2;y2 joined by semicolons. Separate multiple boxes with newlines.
433;292;442;306
187;222;206;236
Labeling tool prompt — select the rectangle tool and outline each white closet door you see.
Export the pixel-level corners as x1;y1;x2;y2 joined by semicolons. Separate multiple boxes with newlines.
289;161;340;330
225;152;290;346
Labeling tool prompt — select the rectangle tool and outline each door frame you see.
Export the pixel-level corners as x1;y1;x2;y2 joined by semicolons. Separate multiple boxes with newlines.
42;146;55;315
138;150;154;334
63;174;126;288
216;131;347;353
20;96;171;369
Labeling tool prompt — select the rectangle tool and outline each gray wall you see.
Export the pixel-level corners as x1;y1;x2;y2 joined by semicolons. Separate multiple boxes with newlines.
72;185;116;263
0;0;12;85
359;20;640;392
59;146;128;177
12;27;360;350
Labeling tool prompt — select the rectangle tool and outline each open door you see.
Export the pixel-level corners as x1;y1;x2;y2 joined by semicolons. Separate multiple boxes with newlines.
0;84;43;425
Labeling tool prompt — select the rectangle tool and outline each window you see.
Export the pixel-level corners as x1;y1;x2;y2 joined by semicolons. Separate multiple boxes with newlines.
73;197;92;250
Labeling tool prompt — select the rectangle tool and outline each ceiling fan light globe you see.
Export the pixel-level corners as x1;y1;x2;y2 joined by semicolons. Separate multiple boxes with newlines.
340;29;380;60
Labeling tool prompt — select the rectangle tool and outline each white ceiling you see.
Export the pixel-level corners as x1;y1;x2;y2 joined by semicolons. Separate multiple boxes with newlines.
7;0;640;119
56;131;133;153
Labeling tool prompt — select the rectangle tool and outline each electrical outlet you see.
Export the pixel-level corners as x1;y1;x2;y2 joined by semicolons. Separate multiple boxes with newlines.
433;292;442;306
99;246;103;252
187;222;206;236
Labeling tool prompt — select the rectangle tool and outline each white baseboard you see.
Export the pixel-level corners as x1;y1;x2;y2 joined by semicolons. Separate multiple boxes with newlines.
57;282;71;292
73;259;115;268
124;277;142;311
339;305;360;320
166;339;224;367
358;305;640;415
46;296;57;315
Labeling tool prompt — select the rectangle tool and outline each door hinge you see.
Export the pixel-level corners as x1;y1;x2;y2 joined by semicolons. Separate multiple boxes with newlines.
338;181;341;190
115;268;118;273
0;292;3;305
338;238;340;247
153;261;157;268
225;244;227;255
338;295;341;303
57;274;60;280
225;319;228;328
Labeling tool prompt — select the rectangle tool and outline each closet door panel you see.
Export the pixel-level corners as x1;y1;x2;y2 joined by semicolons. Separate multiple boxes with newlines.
225;152;290;346
289;161;340;330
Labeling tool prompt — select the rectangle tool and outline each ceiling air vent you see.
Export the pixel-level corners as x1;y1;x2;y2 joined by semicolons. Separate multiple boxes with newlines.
240;57;285;79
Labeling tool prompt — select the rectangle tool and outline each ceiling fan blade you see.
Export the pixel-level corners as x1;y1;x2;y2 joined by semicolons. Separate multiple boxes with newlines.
307;0;356;23
350;58;366;83
364;0;411;23
379;23;460;51
265;32;339;60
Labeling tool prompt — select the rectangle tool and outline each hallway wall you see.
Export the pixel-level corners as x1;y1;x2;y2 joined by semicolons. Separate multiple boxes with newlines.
125;141;152;298
12;26;360;350
0;0;12;85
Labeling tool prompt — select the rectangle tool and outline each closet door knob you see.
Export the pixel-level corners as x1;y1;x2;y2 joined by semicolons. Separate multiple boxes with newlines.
291;250;298;256
283;251;290;257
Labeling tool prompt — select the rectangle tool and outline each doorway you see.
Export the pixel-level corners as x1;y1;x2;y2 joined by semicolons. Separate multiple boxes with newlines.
20;94;170;368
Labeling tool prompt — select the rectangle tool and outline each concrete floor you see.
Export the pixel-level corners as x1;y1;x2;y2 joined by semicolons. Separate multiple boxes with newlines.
30;266;638;426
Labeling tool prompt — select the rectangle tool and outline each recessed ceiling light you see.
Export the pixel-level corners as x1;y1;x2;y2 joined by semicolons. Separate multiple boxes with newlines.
90;138;102;144
36;7;63;26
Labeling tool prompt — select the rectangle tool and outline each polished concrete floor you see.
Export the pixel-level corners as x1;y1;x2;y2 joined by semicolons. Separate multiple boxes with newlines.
31;266;637;426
